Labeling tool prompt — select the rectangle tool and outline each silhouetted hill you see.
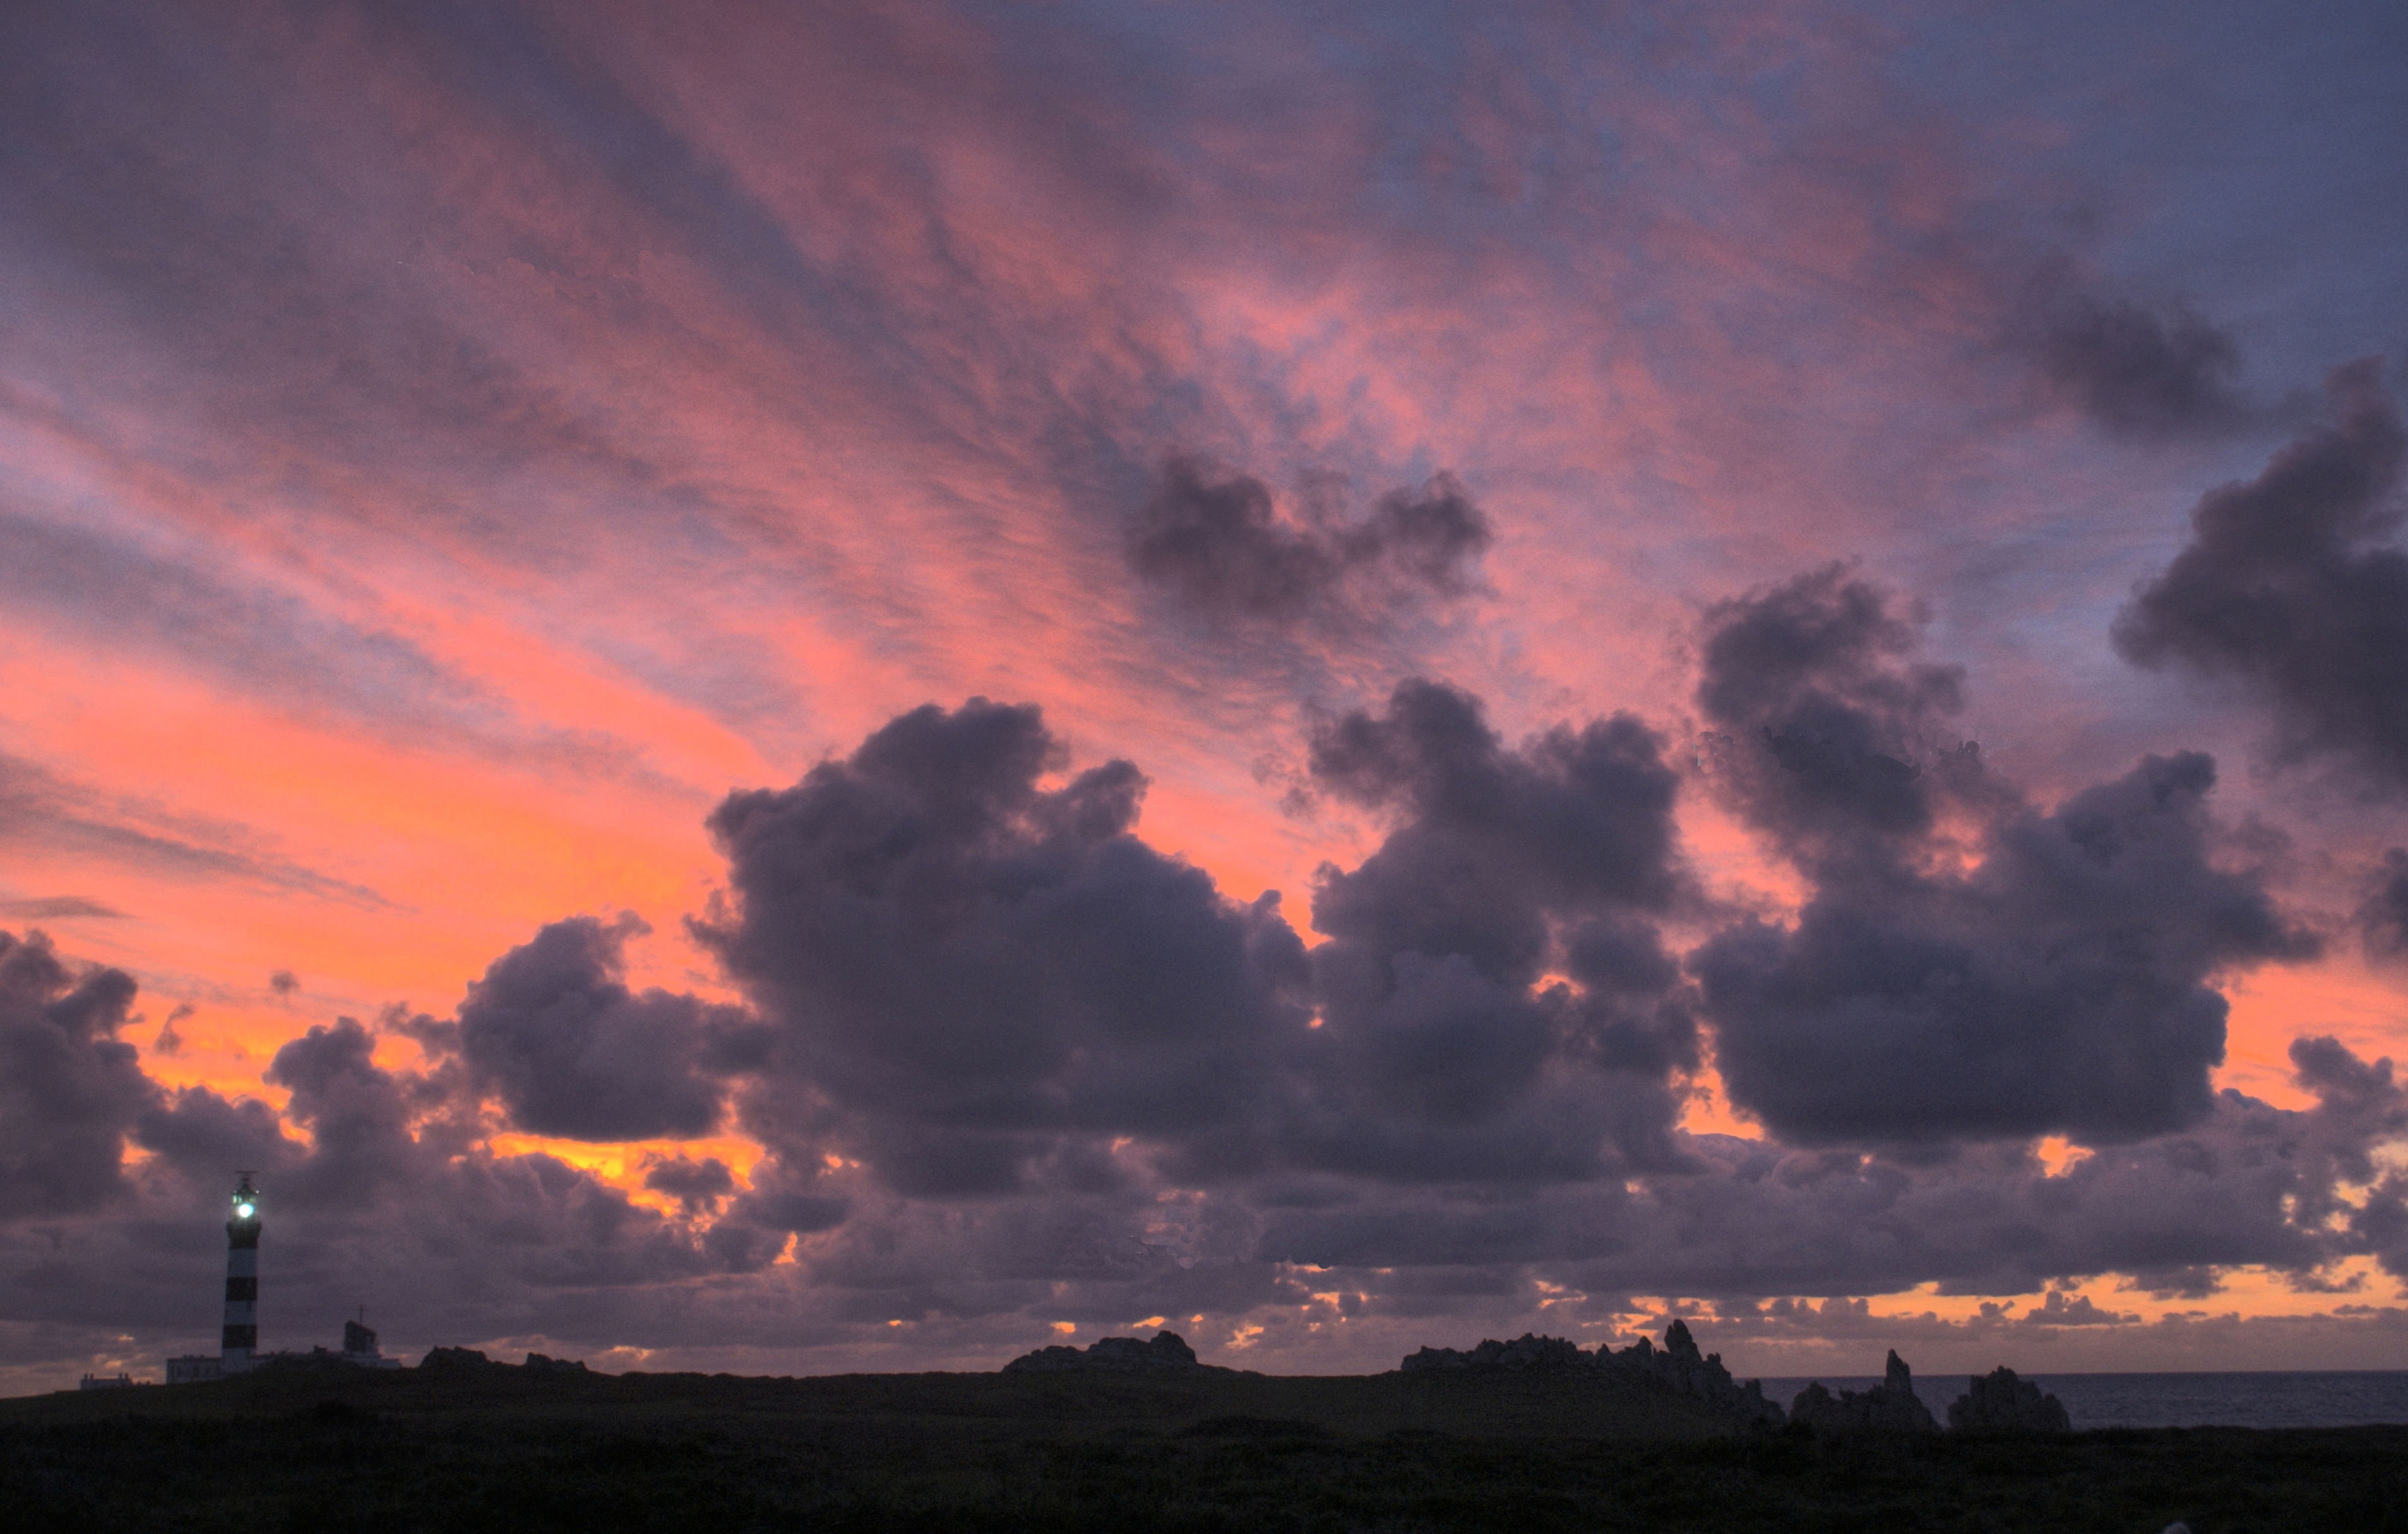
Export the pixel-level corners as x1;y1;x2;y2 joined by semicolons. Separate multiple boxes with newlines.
2;1360;2402;1531
1;1348;1741;1442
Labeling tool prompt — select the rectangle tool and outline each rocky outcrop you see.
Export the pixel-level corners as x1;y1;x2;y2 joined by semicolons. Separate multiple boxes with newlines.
1947;1366;2071;1434
1402;1334;1590;1372
522;1352;590;1375
1787;1350;1940;1435
1003;1330;1208;1374
1398;1322;1784;1429
417;1346;587;1375
1600;1320;1785;1427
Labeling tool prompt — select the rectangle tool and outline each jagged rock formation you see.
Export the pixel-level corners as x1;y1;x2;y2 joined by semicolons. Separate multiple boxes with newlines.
1402;1334;1589;1371
1398;1321;1784;1428
1788;1350;1940;1435
415;1346;589;1375
1947;1366;2071;1433
523;1352;590;1375
1609;1320;1785;1427
1003;1330;1208;1374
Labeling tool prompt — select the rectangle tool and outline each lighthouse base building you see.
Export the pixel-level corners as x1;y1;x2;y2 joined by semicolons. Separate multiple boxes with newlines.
166;1323;402;1381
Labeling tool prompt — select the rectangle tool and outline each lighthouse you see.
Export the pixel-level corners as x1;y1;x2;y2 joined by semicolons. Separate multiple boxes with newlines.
162;1173;403;1383
220;1172;261;1374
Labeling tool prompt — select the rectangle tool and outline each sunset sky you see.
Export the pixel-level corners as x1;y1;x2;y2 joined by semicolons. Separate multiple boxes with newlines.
5;0;2408;1391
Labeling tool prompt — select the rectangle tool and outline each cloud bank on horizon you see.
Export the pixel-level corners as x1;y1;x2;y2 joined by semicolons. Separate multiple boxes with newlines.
1;0;2406;1384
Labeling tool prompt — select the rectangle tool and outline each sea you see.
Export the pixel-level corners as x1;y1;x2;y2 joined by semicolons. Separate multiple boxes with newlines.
1753;1372;2408;1430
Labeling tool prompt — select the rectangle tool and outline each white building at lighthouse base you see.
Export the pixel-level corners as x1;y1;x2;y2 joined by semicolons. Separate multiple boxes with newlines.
166;1321;402;1382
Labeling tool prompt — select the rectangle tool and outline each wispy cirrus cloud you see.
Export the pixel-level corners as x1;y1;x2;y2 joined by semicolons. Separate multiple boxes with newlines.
0;750;391;908
0;896;124;921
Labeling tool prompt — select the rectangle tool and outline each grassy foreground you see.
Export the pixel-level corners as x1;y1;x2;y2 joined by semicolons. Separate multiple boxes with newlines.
1;1365;2400;1532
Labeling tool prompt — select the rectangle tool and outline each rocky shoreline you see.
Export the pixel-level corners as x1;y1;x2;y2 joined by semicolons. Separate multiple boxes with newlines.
1400;1319;1786;1428
1006;1320;2072;1436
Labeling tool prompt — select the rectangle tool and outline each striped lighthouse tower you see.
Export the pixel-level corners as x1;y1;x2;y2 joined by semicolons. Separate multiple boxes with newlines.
221;1172;261;1374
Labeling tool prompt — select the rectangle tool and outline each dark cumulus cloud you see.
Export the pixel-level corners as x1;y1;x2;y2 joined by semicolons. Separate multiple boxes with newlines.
700;688;1702;1196
642;1154;736;1216
1258;1024;2408;1304
2020;288;2253;440
3;794;2405;1370
1289;679;1697;1182
446;915;754;1143
1694;568;2314;1146
1258;1032;2408;1297
1693;565;1984;863
2115;360;2408;793
0;928;152;1218
1125;457;1491;625
262;1019;431;1206
697;698;1313;1196
130;1081;293;1186
715;1150;851;1252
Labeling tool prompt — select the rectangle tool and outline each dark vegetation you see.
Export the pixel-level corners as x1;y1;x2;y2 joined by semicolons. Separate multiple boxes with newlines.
2;1365;2402;1533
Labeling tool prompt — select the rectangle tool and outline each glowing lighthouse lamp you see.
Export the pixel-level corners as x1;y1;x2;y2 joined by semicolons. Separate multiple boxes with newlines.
221;1172;261;1374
